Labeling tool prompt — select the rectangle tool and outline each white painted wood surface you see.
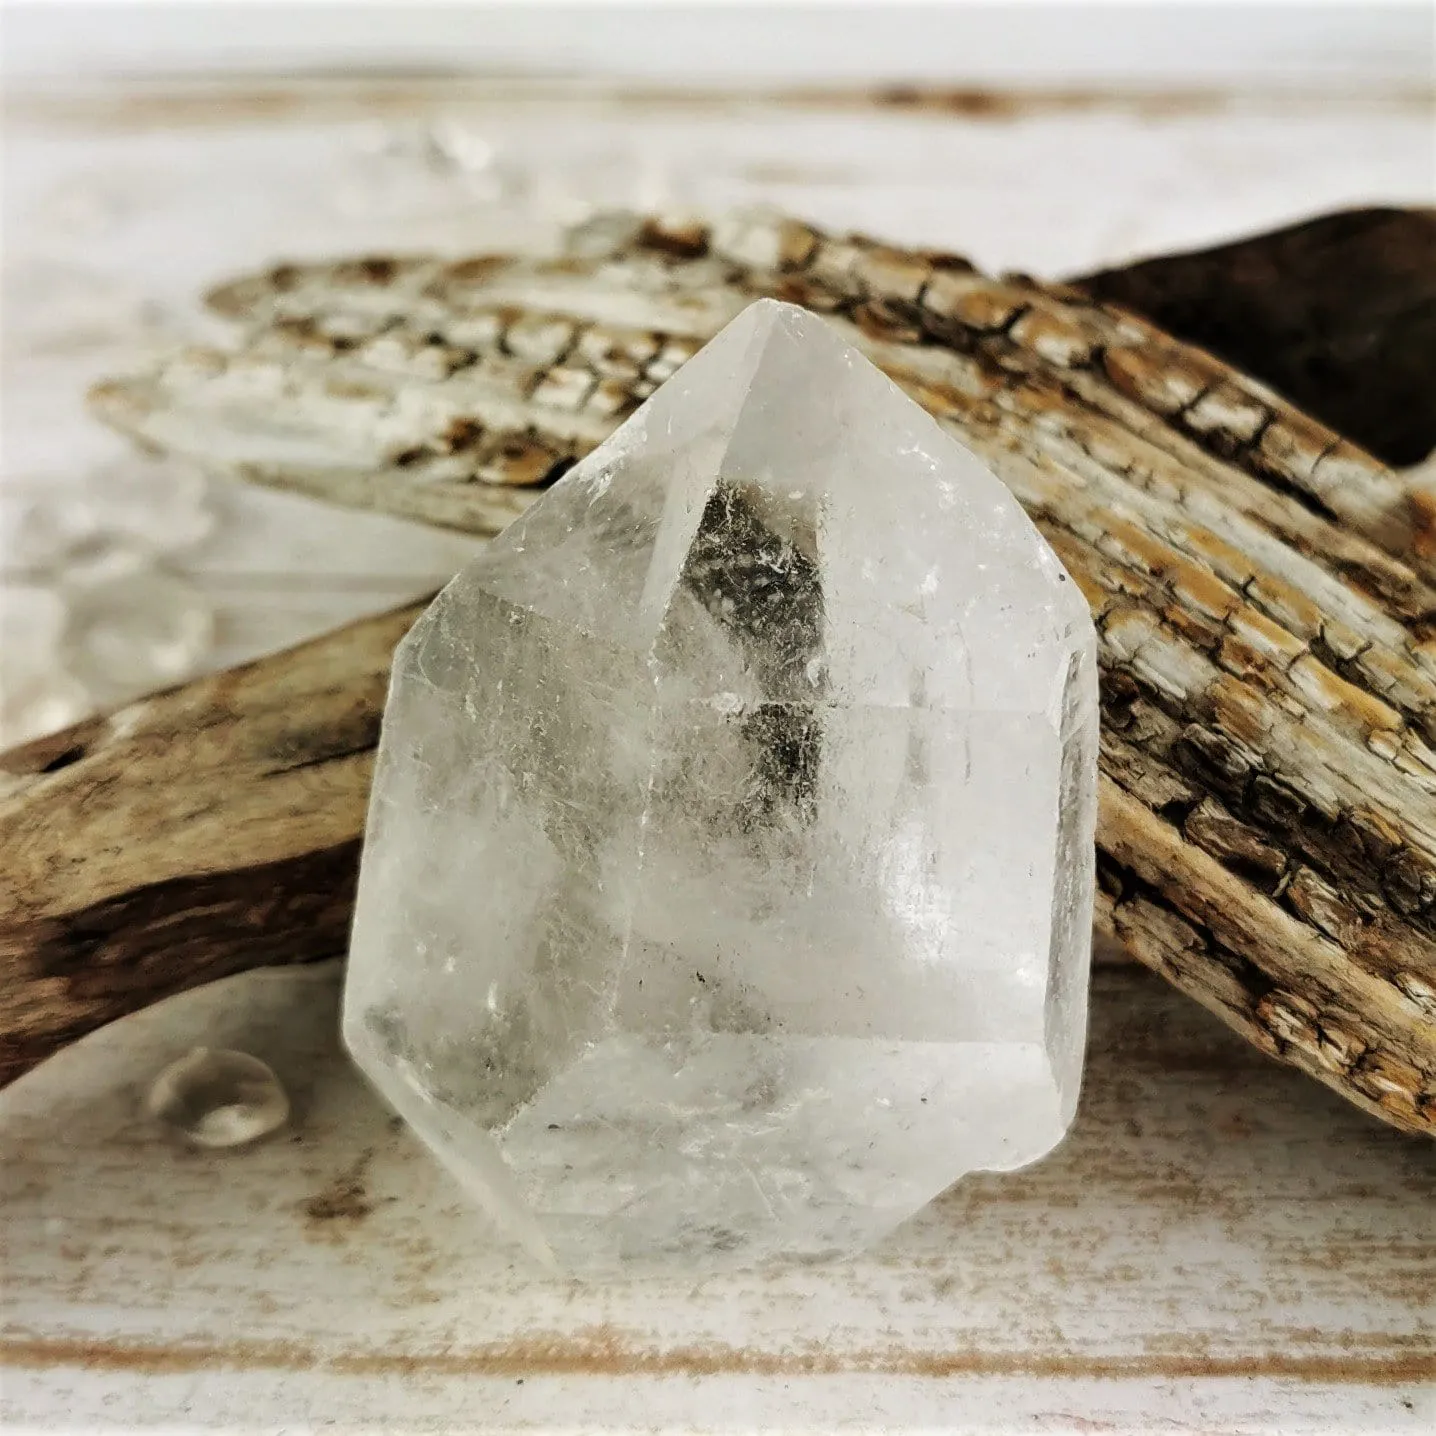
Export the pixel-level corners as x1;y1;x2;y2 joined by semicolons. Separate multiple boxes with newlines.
4;962;1434;1430
7;3;1433;91
2;72;1434;1431
5;75;1434;716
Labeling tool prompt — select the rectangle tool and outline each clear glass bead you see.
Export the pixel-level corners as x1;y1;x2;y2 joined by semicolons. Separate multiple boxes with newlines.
2;493;100;573
4;259;162;355
329;122;512;222
86;454;215;553
0;669;92;750
3;457;211;583
2;495;148;584
58;567;215;702
145;1048;289;1149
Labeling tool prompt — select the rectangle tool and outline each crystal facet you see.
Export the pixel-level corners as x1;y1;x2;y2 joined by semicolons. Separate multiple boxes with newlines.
344;300;1099;1272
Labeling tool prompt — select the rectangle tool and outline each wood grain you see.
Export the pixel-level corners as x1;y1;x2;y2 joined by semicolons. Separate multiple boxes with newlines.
3;960;1431;1428
6;213;1435;1134
0;604;422;1087
1077;206;1436;469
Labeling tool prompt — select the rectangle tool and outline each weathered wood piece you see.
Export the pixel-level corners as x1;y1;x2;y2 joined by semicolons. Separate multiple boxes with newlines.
93;213;1431;574
1077;206;1436;469
0;604;422;1088
6;213;1435;1134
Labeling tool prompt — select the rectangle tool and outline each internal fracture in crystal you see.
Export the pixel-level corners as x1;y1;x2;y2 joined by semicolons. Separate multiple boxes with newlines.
343;299;1099;1271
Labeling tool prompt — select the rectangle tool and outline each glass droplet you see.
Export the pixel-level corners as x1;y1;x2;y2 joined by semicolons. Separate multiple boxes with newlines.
145;1047;289;1149
0;583;94;745
563;210;644;259
3;259;160;355
1;493;98;573
4;496;150;585
422;121;499;176
59;567;215;701
88;455;215;553
0;669;92;749
330;122;512;223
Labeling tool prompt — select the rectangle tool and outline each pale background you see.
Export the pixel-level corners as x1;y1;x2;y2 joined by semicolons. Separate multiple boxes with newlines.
6;1;1434;88
5;2;1433;743
2;3;1434;1431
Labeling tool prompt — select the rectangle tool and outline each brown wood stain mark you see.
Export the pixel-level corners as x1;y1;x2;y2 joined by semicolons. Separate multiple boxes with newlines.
12;77;1435;135
636;218;710;259
1168;523;1259;592
1288;654;1403;733
1164;556;1242;625
3;1328;1433;1383
1206;676;1274;752
0;714;112;782
853;83;1435;122
1244;571;1328;639
440;256;512;287
302;1147;377;1227
1100;519;1180;579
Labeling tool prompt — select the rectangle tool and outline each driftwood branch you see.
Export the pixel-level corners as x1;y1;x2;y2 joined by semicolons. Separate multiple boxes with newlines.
4;212;1434;1134
1077;206;1436;470
0;605;420;1086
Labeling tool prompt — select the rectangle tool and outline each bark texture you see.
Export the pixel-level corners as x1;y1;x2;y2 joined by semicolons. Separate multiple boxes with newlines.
1077;207;1436;469
0;605;420;1088
4;211;1433;1133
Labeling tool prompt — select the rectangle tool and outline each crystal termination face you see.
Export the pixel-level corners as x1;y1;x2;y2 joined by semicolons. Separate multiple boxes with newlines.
343;300;1099;1273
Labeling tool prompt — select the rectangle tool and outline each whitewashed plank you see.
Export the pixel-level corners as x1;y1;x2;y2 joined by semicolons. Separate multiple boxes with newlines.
8;4;1430;90
2;965;1431;1429
6;77;1433;714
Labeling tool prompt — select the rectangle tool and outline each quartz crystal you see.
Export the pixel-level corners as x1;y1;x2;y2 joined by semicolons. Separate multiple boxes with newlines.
344;299;1099;1272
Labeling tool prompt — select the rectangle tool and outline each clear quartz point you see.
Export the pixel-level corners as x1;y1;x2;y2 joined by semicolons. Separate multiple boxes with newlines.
344;300;1099;1272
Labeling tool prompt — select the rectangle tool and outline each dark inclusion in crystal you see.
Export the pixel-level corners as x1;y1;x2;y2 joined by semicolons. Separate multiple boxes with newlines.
680;480;824;827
